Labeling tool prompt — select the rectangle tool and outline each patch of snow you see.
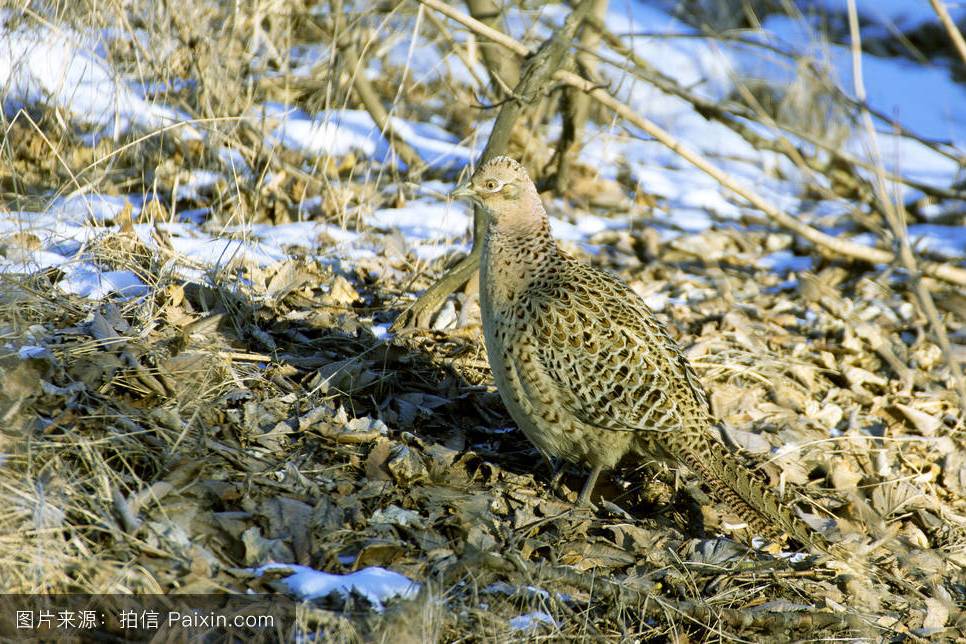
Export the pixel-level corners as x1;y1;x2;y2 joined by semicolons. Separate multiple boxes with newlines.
0;21;199;140
231;222;359;250
643;292;668;312
172;170;222;202
414;180;461;200
654;208;715;233
918;200;965;222
766;278;800;293
318;224;364;246
758;251;814;274
412;242;467;262
758;15;966;148
48;194;143;223
217;147;252;178
177;208;210;225
370;323;390;340
281;43;332;78
162;235;287;267
367;202;470;240
908;225;963;260
587;136;756;229
580;2;963;225
18;345;50;359
258;564;420;612
603;1;732;96
852;133;962;193
259;105;474;171
0;250;71;272
58;264;148;299
548;213;629;242
851;225;966;261
509;611;557;631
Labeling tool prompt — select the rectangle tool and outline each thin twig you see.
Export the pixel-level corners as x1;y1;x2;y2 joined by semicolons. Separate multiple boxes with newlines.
928;0;966;68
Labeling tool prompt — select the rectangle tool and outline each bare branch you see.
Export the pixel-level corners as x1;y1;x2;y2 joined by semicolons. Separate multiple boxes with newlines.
550;0;608;195
465;0;521;95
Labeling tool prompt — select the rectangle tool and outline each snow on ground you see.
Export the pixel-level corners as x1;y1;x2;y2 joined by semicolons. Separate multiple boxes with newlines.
0;13;199;142
758;14;966;148
59;265;149;299
257;564;420;611
588;0;965;217
758;250;815;275
367;201;470;239
259;104;475;172
853;225;966;261
0;194;473;297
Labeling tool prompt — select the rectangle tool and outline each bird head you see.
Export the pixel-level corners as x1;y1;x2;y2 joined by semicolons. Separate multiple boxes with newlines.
450;156;544;227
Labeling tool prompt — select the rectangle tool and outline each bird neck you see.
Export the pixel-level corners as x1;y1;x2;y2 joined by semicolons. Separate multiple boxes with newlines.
482;190;555;252
481;204;557;310
482;211;556;262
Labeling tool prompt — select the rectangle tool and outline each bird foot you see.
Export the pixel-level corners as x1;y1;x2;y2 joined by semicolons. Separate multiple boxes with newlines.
546;462;604;510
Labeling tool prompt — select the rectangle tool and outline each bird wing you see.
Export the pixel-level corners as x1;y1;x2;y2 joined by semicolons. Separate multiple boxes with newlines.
525;262;710;434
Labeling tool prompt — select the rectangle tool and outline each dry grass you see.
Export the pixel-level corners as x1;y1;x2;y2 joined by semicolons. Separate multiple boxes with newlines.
1;0;964;640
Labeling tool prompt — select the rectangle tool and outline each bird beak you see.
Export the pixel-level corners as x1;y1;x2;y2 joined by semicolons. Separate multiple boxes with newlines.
449;182;477;201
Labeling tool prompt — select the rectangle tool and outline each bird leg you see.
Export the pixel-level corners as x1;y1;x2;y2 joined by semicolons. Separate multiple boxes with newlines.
577;465;603;507
548;458;567;489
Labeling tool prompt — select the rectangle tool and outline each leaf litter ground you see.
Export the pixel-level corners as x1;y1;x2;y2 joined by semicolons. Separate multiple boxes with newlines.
2;190;963;639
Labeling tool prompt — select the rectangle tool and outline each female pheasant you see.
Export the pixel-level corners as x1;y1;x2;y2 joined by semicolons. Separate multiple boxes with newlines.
451;155;817;544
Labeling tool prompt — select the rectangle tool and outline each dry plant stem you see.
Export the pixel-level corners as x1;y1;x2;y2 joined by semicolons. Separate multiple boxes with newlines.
847;0;966;411
552;0;608;194
344;43;426;172
392;0;597;330
466;0;521;95
416;0;966;289
420;0;528;57
928;0;966;67
331;0;426;173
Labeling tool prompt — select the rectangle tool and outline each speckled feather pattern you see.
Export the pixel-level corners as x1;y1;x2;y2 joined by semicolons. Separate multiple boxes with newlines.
470;156;815;544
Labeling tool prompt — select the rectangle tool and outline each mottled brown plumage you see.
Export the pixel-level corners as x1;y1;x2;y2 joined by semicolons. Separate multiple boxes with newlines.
451;156;816;543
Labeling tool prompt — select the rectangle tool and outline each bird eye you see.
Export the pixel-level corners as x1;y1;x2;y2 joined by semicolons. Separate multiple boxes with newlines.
483;179;499;191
